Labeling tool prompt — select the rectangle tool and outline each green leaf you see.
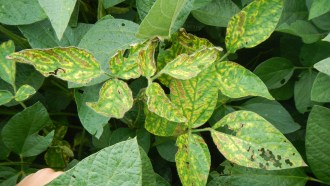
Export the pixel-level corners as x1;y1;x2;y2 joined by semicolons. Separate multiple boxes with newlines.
0;0;47;25
175;133;211;186
136;0;156;20
146;83;187;122
306;106;330;183
314;57;330;76
1;102;54;157
38;0;77;40
294;70;317;113
240;97;300;134
103;0;125;8
87;79;133;118
311;73;330;102
191;0;240;27
155;136;177;162
0;90;13;106
300;42;330;67
216;61;273;100
161;47;221;80
7;47;102;84
323;33;330;42
15;84;36;102
170;65;218;128
211;111;305;170
225;0;283;53
308;0;330;19
0;40;15;85
254;57;294;89
74;84;110;138
48;138;156;186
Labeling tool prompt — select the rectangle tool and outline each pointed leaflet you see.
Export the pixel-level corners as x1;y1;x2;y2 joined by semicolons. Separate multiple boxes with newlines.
146;83;187;122
38;0;77;40
311;73;330;103
306;106;330;183
161;47;221;80
48;138;156;186
170;65;218;128
211;111;305;170
225;0;283;53
308;0;330;20
1;102;54;157
175;133;211;186
216;61;273;100
87;79;133;118
7;47;102;84
0;90;13;105
0;40;15;85
15;85;36;102
294;70;317;113
314;57;330;76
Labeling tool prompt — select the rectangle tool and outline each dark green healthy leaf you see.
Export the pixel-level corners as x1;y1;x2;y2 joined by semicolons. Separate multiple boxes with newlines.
176;133;211;186
300;42;330;67
241;97;300;134
108;128;135;146
146;83;187;122
306;106;330;183
87;79;133;118
0;40;15;85
0;0;47;25
269;80;294;100
216;61;273;100
38;0;77;40
48;138;156;186
254;57;294;89
308;0;330;19
192;0;240;27
1;102;54;157
7;47;103;84
0;90;13;105
170;65;218;128
294;70;317;113
225;0;283;53
311;73;330;102
0;167;19;186
155;136;177;162
15;84;36;102
103;0;125;8
155;174;170;186
314;57;330;76
211;111;305;170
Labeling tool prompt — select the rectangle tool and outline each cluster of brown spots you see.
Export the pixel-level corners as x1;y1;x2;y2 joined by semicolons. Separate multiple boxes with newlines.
258;148;283;168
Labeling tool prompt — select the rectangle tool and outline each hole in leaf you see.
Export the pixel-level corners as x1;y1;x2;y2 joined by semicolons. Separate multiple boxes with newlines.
292;153;295;156
280;79;286;84
123;49;130;58
78;89;84;94
72;175;76;179
121;23;125;26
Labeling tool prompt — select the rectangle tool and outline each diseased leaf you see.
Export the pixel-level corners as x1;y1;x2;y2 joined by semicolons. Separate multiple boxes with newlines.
0;40;15;85
1;102;54;157
211;111;305;170
306;106;330;183
216;61;273;100
7;47;102;84
308;0;330;19
139;38;158;77
311;73;330;102
294;70;317;113
87;79;133;118
175;133;211;186
38;0;77;40
15;85;36;102
170;65;218;128
314;57;330;76
225;0;283;53
0;90;13;106
146;83;187;122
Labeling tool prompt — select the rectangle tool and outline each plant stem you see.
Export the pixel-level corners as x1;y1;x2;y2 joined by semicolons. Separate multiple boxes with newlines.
308;177;325;184
49;112;78;117
293;66;313;70
0;24;30;49
0;161;30;166
219;52;230;62
150;70;163;81
191;128;212;133
19;155;26;177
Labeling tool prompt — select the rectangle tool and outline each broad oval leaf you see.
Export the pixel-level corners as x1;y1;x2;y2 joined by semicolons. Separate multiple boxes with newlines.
1;102;54;157
176;133;211;186
0;40;15;86
7;47;103;84
225;0;283;53
146;82;187;122
0;90;13;106
311;73;330;102
314;57;330;76
308;0;330;20
294;70;317;113
216;61;273;100
15;85;36;102
211;111;305;170
87;79;133;118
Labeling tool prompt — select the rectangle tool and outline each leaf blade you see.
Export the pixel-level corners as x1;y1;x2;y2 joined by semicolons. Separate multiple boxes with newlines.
0;40;15;86
15;85;36;102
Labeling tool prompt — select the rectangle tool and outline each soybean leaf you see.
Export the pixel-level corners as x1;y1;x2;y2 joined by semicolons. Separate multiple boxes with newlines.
7;47;103;84
176;133;211;186
211;111;305;170
240;97;300;134
161;47;221;80
225;0;283;53
254;57;294;89
87;79;133;118
146;83;187;122
0;40;15;86
136;0;156;20
15;84;36;102
308;0;330;19
155;174;170;186
311;73;330;102
306;106;330;183
48;138;156;186
103;0;125;8
323;33;330;42
170;65;218;128
0;167;19;186
300;42;330;67
0;90;13;106
138;38;158;77
74;84;110;138
0;0;47;25
269;80;294;101
1;102;54;157
294;70;317;113
155;136;177;162
38;0;77;40
314;57;330;76
216;61;273;100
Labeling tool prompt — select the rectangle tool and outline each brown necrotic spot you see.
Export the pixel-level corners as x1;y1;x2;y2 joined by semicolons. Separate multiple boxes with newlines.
285;159;293;166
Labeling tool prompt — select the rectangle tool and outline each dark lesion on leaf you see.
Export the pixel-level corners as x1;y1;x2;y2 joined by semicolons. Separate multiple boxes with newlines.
285;159;293;166
258;148;282;168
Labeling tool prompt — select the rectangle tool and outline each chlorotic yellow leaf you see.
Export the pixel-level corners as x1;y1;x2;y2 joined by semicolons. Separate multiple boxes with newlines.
139;38;158;77
15;85;36;102
0;90;13;105
0;40;16;85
